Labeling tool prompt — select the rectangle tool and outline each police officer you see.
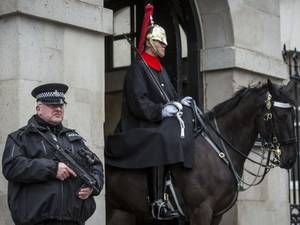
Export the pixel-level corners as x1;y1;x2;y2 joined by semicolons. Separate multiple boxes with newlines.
2;83;104;225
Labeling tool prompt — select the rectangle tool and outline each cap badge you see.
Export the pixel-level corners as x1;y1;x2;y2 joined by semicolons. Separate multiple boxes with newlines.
54;90;60;97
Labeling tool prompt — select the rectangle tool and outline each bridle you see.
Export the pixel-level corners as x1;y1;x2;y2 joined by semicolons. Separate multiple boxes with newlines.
191;89;297;191
260;91;297;166
189;88;297;216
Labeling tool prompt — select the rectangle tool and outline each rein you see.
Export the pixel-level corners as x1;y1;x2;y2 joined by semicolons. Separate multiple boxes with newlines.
213;118;273;191
190;91;296;191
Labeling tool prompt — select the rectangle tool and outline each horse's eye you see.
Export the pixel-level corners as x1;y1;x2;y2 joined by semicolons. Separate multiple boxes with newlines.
280;115;287;121
275;113;287;122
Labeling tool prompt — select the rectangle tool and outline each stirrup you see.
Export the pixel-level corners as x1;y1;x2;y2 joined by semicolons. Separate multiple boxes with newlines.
164;175;185;217
151;199;180;220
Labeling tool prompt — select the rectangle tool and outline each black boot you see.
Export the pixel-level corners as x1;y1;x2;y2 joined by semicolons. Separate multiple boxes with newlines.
147;167;180;220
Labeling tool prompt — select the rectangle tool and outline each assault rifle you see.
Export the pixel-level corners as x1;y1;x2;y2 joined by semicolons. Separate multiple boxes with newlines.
31;124;101;194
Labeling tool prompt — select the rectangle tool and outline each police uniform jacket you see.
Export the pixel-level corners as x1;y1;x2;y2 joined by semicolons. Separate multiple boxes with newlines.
105;59;195;169
2;115;104;225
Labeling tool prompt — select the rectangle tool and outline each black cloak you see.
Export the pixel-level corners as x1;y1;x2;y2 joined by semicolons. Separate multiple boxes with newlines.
105;60;195;169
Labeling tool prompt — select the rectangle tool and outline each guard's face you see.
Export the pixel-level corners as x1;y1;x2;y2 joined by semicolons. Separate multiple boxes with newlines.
36;103;64;125
147;40;167;58
153;40;166;58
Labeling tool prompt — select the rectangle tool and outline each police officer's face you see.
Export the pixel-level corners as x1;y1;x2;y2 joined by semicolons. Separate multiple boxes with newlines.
36;103;64;125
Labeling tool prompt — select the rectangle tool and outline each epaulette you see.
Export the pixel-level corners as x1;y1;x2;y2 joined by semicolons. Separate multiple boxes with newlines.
66;131;86;142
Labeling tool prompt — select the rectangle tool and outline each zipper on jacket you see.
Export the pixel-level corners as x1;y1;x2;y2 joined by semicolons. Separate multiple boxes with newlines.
71;143;74;154
47;128;65;220
56;131;64;221
51;133;60;151
60;181;64;220
40;140;47;154
10;144;16;158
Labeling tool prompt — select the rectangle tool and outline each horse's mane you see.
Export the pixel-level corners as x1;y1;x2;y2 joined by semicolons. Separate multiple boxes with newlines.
206;83;267;119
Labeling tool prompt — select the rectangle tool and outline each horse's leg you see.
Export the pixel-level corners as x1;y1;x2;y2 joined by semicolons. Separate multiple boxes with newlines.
106;205;114;224
107;209;136;225
189;205;213;225
210;215;223;225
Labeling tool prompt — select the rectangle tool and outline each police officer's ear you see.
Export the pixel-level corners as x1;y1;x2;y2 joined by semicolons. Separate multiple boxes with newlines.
36;102;42;114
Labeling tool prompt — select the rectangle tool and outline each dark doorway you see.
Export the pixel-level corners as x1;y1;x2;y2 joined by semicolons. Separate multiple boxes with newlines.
104;0;203;136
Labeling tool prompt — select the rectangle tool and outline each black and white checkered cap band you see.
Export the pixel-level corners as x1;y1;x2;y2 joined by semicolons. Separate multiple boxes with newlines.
36;90;65;99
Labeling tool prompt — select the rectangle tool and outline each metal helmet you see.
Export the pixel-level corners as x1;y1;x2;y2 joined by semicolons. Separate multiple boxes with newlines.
146;24;168;46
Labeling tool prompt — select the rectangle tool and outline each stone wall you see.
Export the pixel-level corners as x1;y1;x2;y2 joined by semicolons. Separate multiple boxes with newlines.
280;0;300;50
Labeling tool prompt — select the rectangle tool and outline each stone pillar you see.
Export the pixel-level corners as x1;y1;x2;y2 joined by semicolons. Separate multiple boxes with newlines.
280;0;300;50
0;1;112;225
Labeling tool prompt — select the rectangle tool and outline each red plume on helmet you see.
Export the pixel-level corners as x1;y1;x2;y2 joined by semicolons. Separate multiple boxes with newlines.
138;4;154;53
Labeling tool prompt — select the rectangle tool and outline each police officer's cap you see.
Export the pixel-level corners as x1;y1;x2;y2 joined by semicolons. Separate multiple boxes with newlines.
31;83;68;105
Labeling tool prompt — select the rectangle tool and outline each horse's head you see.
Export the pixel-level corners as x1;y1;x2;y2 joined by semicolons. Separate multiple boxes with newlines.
256;79;297;169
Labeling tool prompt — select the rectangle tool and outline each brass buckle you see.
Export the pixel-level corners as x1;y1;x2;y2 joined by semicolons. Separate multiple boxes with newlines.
264;113;272;121
219;152;225;158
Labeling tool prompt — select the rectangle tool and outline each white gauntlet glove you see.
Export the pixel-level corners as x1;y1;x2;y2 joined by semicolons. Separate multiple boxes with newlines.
161;102;183;118
181;96;193;107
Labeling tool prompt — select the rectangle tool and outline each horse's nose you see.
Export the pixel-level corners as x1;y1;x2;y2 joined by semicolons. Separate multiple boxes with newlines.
282;158;296;169
288;158;296;167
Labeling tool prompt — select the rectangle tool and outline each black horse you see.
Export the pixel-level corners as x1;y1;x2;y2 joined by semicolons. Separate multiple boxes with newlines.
105;80;297;225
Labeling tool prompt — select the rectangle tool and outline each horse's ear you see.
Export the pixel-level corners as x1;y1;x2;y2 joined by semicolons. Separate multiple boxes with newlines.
267;79;282;97
277;79;297;103
284;79;296;94
267;79;273;92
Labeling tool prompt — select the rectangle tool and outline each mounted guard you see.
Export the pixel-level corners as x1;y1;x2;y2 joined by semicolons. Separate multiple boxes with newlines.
105;3;195;220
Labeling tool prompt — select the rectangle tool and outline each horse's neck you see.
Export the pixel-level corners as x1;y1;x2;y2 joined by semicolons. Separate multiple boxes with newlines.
216;104;259;174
